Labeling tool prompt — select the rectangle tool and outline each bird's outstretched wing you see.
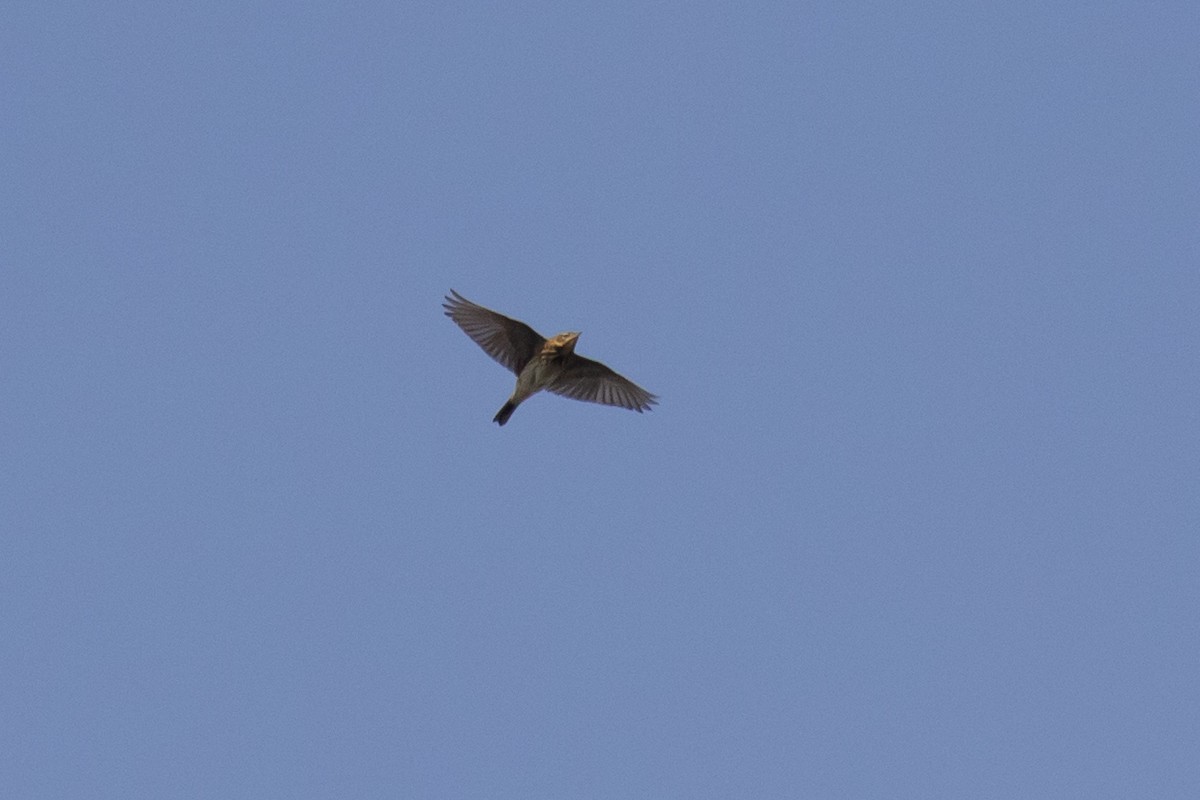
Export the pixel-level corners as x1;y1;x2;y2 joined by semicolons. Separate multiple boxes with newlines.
443;290;545;375
548;355;658;413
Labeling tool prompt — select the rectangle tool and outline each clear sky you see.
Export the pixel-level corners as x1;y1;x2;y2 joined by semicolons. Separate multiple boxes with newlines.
4;2;1198;797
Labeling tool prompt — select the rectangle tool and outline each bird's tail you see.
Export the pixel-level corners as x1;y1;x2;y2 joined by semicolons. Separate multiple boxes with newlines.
493;400;517;426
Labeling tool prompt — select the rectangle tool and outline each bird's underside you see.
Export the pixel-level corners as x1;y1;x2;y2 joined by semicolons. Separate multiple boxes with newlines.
443;290;658;425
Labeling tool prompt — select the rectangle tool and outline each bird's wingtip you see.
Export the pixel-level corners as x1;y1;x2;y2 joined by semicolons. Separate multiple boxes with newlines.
443;289;464;314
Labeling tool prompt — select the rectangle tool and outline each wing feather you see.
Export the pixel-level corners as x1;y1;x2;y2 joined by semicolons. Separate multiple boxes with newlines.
546;355;658;413
443;290;544;375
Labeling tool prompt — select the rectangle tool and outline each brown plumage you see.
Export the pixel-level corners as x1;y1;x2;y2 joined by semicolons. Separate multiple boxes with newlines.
443;290;658;425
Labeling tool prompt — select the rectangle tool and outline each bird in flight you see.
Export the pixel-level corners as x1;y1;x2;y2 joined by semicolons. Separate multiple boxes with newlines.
443;290;658;426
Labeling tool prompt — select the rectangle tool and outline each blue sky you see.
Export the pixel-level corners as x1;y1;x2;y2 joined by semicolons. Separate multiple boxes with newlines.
4;2;1198;797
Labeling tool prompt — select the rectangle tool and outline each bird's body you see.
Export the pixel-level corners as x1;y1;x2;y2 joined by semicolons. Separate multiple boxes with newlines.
492;334;573;424
443;290;657;425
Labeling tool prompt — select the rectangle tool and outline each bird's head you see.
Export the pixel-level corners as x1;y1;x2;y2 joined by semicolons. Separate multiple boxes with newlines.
548;331;581;354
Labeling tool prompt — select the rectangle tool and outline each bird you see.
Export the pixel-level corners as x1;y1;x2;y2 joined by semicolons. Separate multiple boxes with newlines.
443;290;658;426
